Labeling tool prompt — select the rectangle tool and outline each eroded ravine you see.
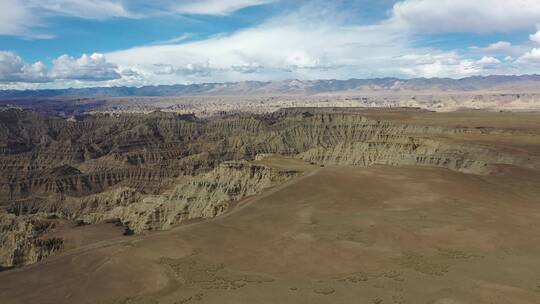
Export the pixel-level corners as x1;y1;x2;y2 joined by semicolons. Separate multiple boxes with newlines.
1;108;539;269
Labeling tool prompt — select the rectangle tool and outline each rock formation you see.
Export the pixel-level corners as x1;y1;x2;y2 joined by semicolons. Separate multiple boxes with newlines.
0;214;63;268
0;107;538;267
73;161;298;233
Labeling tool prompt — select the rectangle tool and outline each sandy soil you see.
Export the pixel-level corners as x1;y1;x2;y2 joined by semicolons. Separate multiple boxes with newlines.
1;154;540;304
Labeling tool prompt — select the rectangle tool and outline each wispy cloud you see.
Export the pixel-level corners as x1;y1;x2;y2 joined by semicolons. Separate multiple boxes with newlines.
150;34;193;46
31;0;131;19
391;0;540;33
171;0;277;15
6;0;540;88
106;2;518;83
0;0;277;38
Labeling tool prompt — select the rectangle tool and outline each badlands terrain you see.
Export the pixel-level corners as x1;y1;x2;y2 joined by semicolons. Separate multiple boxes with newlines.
0;104;540;303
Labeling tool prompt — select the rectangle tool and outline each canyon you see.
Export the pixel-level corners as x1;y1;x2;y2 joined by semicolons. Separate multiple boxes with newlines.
0;107;539;303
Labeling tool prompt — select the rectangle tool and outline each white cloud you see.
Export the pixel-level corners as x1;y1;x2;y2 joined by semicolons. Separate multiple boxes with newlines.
477;56;501;65
518;48;540;63
396;53;482;78
484;41;512;52
106;9;418;83
150;34;192;46
4;0;539;88
151;62;216;78
30;0;130;19
120;68;141;78
0;0;38;37
469;41;529;58
392;0;540;33
470;41;513;52
5;0;540;38
475;56;502;71
232;62;263;74
51;53;121;81
508;47;540;74
29;0;275;18
99;1;540;85
0;0;128;37
0;0;277;37
0;51;49;82
530;29;540;44
106;3;515;84
0;52;122;83
172;0;276;15
181;62;214;77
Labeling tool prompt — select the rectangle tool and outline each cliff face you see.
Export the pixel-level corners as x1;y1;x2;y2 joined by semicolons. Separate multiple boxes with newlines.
269;112;534;174
74;162;298;233
0;214;63;268
1;108;538;268
2;108;537;213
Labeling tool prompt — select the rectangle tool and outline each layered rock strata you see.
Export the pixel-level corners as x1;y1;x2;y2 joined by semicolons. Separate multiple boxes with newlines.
1;108;538;267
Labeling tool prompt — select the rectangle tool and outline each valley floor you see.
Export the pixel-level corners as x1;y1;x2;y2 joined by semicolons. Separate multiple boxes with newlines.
1;156;540;304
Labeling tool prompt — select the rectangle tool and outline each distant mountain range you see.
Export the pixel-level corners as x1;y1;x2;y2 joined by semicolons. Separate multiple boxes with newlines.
2;75;540;98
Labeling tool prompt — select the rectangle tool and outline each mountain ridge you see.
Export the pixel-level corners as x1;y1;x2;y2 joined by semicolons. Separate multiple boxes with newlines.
3;75;540;98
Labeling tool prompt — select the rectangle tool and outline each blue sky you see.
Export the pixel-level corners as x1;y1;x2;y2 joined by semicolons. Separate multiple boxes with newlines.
2;0;540;89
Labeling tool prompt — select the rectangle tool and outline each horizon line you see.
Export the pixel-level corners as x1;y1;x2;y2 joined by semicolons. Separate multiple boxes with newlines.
2;74;540;92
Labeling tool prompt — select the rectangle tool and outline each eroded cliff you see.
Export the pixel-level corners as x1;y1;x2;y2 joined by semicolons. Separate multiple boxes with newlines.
1;107;538;268
0;214;63;268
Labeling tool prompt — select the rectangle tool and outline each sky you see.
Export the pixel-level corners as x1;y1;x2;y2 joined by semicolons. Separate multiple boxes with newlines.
2;0;540;89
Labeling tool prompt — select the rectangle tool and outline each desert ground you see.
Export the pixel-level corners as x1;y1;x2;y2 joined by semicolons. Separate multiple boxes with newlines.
1;109;540;304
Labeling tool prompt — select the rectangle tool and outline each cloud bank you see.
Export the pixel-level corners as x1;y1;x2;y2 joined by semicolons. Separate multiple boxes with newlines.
392;0;540;33
3;0;540;88
0;0;278;37
0;52;120;84
103;1;540;84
